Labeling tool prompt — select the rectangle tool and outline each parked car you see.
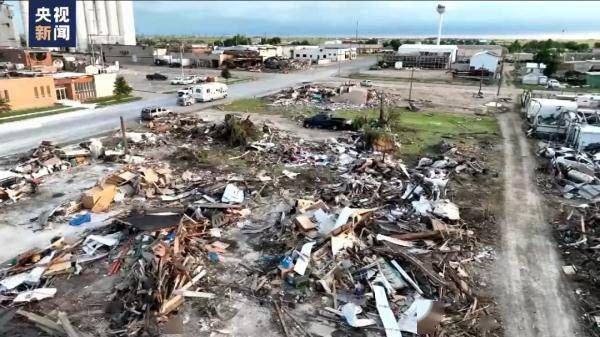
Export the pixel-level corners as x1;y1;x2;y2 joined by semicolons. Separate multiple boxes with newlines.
170;76;198;85
547;79;565;89
146;73;168;81
303;112;353;130
360;80;373;87
141;106;171;120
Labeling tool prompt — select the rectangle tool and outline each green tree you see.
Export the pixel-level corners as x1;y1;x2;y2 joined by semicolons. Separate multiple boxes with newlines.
594;42;600;48
221;68;232;82
222;34;251;46
264;37;281;44
0;98;11;112
383;39;402;50
113;76;133;98
365;38;378;44
290;40;311;45
508;40;522;53
534;49;559;76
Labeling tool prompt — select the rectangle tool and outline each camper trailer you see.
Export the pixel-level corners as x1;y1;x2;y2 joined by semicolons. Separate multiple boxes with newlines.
192;82;228;102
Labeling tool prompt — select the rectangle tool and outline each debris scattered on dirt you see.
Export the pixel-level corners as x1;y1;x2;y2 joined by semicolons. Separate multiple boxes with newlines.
0;113;500;337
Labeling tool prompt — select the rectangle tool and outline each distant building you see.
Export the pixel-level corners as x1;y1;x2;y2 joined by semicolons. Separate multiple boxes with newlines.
0;75;57;111
0;48;54;71
395;44;458;69
292;45;356;63
52;73;96;101
507;52;534;62
522;63;547;85
561;60;600;73
215;45;283;60
93;73;118;98
469;51;501;74
357;44;384;54
102;44;155;65
194;52;233;68
0;3;20;48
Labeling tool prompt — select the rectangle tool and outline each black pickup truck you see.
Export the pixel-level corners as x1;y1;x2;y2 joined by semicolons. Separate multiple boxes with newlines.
302;112;353;131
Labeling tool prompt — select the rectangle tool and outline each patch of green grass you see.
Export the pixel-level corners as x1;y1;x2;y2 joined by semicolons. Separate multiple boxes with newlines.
89;95;141;106
335;108;500;157
223;99;500;158
223;98;269;113
347;72;488;86
0;104;66;119
0;107;81;124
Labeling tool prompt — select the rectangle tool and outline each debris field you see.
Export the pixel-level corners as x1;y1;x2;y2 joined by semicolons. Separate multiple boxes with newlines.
0;111;503;337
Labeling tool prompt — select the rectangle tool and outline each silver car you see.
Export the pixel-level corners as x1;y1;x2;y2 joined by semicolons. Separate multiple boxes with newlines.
141;106;171;120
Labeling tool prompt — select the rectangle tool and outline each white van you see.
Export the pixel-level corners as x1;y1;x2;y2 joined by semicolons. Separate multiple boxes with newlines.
192;82;228;102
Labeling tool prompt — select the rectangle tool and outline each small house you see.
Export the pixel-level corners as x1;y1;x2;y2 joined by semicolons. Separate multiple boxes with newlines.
586;72;600;88
469;51;500;74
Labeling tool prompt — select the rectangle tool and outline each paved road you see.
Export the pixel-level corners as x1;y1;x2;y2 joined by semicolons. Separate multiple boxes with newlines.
495;111;578;337
0;58;374;157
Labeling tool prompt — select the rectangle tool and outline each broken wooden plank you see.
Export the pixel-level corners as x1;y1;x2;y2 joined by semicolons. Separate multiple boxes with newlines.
375;244;448;287
172;290;216;299
160;269;206;315
16;309;65;334
57;311;80;337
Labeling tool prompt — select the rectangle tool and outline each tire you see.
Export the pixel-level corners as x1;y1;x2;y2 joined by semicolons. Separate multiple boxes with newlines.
303;122;309;128
331;125;338;131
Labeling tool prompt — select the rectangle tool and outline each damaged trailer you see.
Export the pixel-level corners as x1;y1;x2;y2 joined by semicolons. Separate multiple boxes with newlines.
524;98;578;123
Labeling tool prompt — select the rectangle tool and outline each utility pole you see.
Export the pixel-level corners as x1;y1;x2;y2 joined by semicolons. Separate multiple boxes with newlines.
497;59;504;97
120;116;129;155
477;66;484;97
180;42;184;78
408;67;415;101
379;90;386;126
355;20;359;53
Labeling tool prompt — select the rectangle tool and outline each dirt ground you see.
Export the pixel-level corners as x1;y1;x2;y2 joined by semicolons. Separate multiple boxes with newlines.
495;110;579;337
339;75;521;115
360;69;454;81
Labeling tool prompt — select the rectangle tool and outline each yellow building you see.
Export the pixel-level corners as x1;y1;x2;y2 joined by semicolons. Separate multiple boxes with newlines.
0;76;57;111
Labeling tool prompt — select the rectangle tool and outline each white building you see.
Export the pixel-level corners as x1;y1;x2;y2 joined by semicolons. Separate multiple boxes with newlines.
19;1;136;52
522;63;548;85
292;45;356;63
0;3;20;48
396;44;458;69
469;51;500;73
93;72;118;98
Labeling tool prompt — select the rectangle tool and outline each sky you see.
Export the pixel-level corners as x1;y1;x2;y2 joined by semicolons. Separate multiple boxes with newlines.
8;1;600;39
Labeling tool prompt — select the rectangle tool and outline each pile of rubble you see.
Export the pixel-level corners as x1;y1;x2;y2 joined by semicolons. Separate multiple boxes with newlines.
267;83;386;110
0;114;499;336
538;142;600;201
537;141;600;335
264;57;311;72
551;203;600;337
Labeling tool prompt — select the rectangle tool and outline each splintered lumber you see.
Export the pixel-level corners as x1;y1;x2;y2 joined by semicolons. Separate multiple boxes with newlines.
274;301;291;337
57;311;80;337
16;309;65;334
159;269;206;315
376;244;448;287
